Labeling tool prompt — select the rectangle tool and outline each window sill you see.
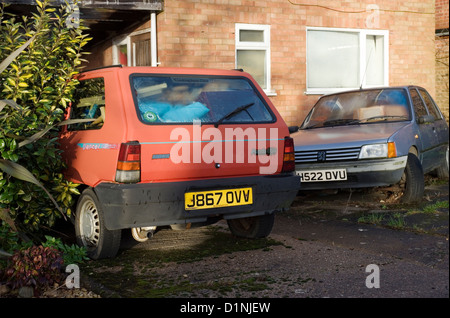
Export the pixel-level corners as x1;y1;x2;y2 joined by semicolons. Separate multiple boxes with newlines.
305;88;352;95
305;85;389;96
264;90;277;97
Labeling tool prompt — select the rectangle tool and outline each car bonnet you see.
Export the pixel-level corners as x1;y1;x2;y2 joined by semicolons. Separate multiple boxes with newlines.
291;122;409;150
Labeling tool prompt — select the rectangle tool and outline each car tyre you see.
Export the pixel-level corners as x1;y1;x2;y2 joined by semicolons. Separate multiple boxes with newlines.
435;145;449;180
75;188;121;259
227;214;275;238
400;153;424;203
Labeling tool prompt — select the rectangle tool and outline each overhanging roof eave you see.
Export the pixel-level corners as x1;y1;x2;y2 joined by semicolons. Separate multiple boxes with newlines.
1;0;164;12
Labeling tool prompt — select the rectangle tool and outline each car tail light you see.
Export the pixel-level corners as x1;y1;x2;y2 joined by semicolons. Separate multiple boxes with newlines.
282;137;295;172
115;141;141;183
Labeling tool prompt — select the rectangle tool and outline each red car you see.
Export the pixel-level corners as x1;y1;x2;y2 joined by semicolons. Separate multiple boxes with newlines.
59;66;300;259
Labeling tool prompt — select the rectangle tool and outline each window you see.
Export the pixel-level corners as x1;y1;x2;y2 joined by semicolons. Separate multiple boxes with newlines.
301;88;410;129
235;24;274;95
69;78;105;131
306;27;389;94
131;75;274;125
409;88;428;119
113;29;152;66
418;88;443;121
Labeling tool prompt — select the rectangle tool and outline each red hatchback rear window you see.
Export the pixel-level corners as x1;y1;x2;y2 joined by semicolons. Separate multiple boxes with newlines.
131;75;275;125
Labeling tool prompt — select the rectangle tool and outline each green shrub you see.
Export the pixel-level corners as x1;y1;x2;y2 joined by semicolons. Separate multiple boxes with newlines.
0;0;90;233
42;235;88;266
0;221;32;255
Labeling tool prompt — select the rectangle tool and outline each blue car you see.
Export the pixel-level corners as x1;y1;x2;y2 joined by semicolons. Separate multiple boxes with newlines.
291;86;449;203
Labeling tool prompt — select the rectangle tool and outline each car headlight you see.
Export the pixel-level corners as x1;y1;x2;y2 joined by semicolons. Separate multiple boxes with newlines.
359;142;397;159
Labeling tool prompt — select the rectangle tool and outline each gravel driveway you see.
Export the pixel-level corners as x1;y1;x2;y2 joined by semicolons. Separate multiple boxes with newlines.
81;180;449;299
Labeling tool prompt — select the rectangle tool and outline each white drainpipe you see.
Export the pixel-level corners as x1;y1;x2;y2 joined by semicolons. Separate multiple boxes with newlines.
151;12;158;67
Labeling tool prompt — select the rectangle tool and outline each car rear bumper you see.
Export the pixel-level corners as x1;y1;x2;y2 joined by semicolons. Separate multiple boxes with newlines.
94;173;301;230
295;156;407;190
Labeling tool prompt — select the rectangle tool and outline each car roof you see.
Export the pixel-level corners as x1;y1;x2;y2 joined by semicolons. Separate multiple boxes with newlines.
79;65;248;77
318;85;426;100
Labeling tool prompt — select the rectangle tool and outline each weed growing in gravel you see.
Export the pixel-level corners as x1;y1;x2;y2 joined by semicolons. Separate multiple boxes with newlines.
422;201;449;214
357;213;384;225
357;199;448;233
386;213;406;229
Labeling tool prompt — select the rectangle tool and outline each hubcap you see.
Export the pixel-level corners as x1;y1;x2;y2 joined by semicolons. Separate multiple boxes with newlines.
79;199;100;247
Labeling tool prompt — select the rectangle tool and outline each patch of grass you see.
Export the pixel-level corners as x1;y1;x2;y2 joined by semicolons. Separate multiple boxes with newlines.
425;176;448;186
406;200;449;216
357;199;448;234
422;201;449;214
386;213;406;229
357;213;384;225
357;211;408;230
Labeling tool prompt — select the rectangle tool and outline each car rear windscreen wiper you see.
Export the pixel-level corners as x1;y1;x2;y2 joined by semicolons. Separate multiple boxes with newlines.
214;102;254;128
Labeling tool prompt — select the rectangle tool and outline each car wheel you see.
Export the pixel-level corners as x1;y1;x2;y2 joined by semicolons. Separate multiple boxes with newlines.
75;188;121;259
435;145;449;180
227;214;275;238
400;153;424;203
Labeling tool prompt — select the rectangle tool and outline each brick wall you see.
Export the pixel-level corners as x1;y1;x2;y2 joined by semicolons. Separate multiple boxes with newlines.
156;0;436;125
86;0;437;126
435;0;449;122
435;36;449;121
436;0;449;29
86;40;113;70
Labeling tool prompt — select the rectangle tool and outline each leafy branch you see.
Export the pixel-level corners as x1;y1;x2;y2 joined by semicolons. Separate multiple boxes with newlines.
0;0;90;234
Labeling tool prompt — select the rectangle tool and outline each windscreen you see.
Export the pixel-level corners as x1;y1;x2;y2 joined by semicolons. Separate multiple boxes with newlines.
301;88;411;129
131;75;274;124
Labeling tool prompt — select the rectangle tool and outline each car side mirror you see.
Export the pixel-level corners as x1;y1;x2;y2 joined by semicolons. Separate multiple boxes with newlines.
418;114;435;124
288;126;299;134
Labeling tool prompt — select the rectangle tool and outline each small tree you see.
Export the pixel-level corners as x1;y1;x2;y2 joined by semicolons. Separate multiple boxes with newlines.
0;0;91;234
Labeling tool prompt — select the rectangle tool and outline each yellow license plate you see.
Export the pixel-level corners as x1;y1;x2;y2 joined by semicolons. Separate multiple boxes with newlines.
185;187;253;210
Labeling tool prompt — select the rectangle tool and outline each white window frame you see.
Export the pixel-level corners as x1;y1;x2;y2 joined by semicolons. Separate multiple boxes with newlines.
306;27;389;95
112;35;131;66
235;23;275;96
112;28;153;67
